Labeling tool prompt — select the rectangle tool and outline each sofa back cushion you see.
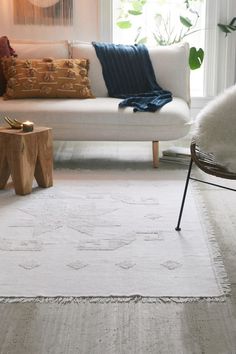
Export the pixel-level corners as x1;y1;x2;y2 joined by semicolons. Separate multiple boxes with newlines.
70;42;190;104
70;42;107;97
149;43;190;104
10;39;69;59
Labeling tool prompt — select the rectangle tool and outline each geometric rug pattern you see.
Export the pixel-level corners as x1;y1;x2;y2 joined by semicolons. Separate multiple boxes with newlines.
0;169;230;302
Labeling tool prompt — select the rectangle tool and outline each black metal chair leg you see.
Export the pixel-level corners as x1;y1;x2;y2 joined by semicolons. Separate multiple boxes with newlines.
175;158;193;231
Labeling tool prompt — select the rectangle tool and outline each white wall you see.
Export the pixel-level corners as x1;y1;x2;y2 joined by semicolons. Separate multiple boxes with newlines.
0;0;99;41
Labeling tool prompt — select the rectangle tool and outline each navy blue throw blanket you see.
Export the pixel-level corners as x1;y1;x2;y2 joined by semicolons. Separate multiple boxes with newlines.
92;42;172;112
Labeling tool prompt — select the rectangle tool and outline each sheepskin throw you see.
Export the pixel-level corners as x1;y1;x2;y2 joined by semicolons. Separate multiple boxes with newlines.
195;85;236;173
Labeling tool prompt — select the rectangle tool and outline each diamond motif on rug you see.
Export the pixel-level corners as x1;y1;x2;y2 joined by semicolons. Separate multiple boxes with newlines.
116;261;136;270
77;238;135;251
161;260;182;270
67;261;88;270
0;239;42;251
18;261;41;270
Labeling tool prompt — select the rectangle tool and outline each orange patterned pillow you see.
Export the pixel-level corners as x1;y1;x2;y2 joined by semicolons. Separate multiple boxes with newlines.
2;57;94;99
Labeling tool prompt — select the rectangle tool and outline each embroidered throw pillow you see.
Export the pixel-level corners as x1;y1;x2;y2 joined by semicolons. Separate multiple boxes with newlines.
0;36;17;96
2;57;94;99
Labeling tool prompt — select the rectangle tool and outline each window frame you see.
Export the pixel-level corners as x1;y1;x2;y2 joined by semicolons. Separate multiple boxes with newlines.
204;0;236;96
98;0;113;43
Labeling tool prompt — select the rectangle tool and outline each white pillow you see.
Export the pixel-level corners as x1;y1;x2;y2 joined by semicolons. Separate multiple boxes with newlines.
149;43;190;104
10;39;69;59
70;42;107;97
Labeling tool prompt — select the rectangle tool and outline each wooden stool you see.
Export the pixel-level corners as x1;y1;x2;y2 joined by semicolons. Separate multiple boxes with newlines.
0;127;53;195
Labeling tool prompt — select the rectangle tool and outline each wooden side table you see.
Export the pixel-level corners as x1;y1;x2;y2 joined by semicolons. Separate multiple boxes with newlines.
0;127;53;195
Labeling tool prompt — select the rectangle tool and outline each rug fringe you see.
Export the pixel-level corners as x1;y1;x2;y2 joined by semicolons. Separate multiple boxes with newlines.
192;183;231;296
0;295;230;304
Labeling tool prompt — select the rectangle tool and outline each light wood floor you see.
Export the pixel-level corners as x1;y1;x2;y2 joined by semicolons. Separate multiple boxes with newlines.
0;142;236;354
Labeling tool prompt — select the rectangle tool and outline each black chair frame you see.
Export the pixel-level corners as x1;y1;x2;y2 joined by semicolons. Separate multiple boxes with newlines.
176;140;236;231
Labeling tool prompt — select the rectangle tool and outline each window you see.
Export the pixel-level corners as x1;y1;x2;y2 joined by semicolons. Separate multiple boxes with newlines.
113;0;205;96
99;0;236;101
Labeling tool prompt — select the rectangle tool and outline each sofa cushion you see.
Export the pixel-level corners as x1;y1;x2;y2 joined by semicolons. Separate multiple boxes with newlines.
70;42;190;104
0;96;191;141
2;57;94;99
9;39;69;59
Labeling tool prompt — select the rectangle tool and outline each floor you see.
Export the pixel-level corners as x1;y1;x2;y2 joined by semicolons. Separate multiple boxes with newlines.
0;141;236;354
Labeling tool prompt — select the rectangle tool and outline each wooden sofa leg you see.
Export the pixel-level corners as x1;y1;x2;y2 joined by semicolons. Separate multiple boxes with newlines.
152;141;159;168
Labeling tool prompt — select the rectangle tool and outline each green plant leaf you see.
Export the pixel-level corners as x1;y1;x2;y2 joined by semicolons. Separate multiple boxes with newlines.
137;37;147;44
180;16;192;28
228;25;236;30
218;18;236;36
128;10;142;15
131;1;143;11
154;13;162;25
116;21;132;29
217;24;231;34
184;0;190;8
189;47;204;70
229;17;236;26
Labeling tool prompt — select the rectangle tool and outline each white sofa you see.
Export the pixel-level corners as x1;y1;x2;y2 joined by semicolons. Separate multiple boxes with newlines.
0;40;191;167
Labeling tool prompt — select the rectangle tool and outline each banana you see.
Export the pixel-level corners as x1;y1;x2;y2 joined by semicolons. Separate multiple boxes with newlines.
4;117;14;127
4;116;23;129
14;118;23;125
4;117;17;128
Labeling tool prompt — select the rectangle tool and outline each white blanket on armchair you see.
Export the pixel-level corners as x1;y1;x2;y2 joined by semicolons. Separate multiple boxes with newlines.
195;85;236;173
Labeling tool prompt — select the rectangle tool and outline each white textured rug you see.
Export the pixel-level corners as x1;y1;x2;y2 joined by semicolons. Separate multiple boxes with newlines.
0;168;230;302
